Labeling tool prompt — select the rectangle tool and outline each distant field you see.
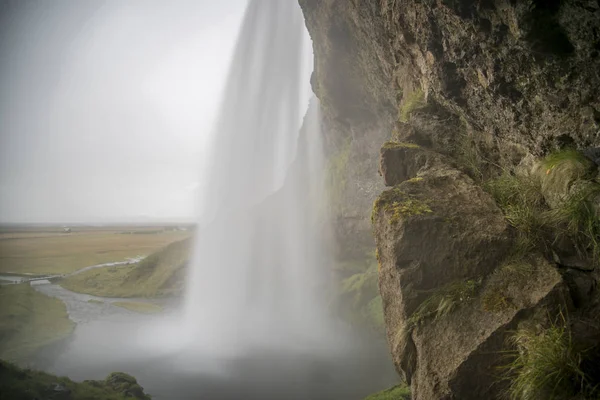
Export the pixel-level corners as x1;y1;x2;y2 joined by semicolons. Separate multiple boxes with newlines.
61;238;191;298
113;301;164;314
0;227;191;275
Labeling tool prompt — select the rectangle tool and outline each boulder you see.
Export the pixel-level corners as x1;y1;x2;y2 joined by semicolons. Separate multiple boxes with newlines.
373;158;569;399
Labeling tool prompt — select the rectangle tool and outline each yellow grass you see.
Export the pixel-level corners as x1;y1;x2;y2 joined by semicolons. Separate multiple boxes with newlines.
61;238;191;298
112;301;163;314
0;283;75;363
0;228;189;275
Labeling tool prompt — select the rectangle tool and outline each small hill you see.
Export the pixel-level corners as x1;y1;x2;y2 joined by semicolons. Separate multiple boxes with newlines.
0;283;74;363
61;237;192;298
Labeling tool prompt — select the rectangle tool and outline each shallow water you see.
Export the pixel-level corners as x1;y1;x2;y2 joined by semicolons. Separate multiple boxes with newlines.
31;281;398;400
40;311;397;400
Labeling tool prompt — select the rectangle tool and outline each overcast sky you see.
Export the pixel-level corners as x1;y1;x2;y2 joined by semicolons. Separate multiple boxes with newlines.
0;0;271;224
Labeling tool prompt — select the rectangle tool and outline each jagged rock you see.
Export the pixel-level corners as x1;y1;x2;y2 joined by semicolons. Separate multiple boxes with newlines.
104;372;150;400
372;159;569;399
299;0;600;398
378;142;449;187
583;148;600;166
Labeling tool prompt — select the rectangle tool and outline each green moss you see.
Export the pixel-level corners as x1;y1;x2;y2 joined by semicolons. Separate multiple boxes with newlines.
382;141;420;150
87;299;104;305
501;317;598;400
0;360;151;400
372;187;432;226
399;89;426;123
363;383;411;400
386;199;432;225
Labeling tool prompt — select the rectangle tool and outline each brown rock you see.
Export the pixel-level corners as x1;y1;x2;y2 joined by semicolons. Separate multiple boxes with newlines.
373;162;568;399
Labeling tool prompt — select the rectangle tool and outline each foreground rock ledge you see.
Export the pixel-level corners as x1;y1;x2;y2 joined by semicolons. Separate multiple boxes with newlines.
372;162;569;400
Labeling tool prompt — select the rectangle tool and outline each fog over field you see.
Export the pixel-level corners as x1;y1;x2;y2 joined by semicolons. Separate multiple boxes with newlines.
0;0;255;223
0;2;401;400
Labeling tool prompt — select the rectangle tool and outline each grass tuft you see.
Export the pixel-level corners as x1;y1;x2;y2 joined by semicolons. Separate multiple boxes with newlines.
407;279;480;328
485;172;549;250
549;182;600;265
542;149;592;174
502;317;598;400
363;383;411;400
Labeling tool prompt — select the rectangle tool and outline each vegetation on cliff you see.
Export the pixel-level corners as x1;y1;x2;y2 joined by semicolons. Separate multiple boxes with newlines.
502;317;600;400
0;360;151;400
301;0;600;398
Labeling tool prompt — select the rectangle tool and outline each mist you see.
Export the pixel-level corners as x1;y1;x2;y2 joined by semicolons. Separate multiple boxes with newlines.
0;2;398;399
0;0;249;223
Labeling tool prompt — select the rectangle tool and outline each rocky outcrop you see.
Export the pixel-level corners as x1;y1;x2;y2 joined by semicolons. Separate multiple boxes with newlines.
300;0;600;398
372;152;570;399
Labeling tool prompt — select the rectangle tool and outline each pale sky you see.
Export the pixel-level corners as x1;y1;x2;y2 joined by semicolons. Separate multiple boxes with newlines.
0;0;267;223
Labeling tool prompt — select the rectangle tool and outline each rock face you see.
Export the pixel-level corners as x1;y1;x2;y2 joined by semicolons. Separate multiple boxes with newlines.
300;0;600;398
373;153;569;399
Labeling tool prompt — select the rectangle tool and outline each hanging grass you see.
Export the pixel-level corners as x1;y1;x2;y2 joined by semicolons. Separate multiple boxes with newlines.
501;317;598;400
549;182;600;266
484;172;549;250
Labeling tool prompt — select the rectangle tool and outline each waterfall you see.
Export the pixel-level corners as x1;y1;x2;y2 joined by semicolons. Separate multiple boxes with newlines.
183;0;333;353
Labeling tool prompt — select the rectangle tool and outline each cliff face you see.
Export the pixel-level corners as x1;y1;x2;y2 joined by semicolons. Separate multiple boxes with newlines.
300;1;600;398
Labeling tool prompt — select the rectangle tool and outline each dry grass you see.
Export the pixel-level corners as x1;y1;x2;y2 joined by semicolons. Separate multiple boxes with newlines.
61;238;192;298
112;301;163;314
0;228;189;275
501;318;598;400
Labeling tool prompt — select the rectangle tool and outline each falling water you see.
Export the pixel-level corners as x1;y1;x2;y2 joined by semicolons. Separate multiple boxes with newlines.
184;0;333;352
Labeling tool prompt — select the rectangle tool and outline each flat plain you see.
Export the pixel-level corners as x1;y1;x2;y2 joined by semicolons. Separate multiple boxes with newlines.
0;226;191;275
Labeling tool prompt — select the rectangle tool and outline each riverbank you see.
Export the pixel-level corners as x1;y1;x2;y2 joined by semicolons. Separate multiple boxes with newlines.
0;283;74;363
